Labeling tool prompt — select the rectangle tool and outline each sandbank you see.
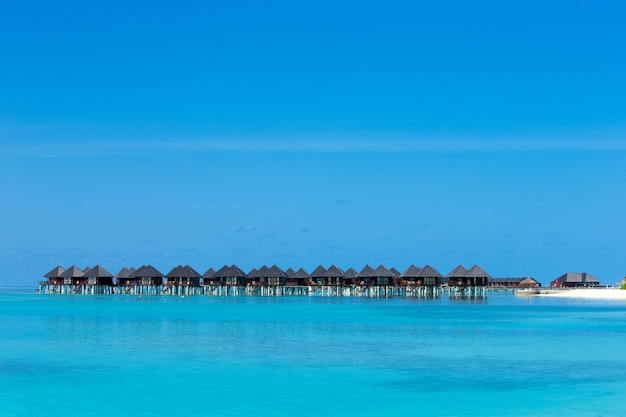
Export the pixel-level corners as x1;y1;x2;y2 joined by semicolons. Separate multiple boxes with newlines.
533;288;626;299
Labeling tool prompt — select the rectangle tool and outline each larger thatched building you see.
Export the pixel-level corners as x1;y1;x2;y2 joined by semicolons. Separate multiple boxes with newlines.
550;272;600;288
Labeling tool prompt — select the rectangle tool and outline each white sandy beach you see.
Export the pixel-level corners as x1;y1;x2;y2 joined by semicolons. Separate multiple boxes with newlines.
535;288;626;299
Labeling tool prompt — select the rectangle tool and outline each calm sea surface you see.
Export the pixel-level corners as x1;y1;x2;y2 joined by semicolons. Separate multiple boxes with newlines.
1;288;625;417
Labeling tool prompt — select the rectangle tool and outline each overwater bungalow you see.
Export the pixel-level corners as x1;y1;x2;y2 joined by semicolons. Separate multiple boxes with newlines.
370;264;395;286
244;268;257;285
344;268;358;285
202;268;216;285
309;265;327;286
417;265;444;286
446;265;469;286
129;265;164;286
247;265;268;286
60;266;85;285
39;261;500;298
550;272;600;288
390;267;401;277
489;277;540;288
465;264;490;286
263;265;287;286
83;265;114;286
119;266;141;286
114;267;135;285
296;268;310;286
231;265;248;285
323;265;346;286
356;265;374;285
284;268;299;286
399;265;422;285
43;266;65;285
213;264;247;286
212;265;229;285
166;265;201;286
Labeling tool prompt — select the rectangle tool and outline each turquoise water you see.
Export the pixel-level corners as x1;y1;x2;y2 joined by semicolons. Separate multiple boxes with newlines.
1;290;625;417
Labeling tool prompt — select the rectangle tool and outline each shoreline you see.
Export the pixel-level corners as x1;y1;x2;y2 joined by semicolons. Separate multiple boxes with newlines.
530;288;626;300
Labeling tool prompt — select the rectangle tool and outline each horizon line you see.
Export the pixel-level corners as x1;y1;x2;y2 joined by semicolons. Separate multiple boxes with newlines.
3;136;626;158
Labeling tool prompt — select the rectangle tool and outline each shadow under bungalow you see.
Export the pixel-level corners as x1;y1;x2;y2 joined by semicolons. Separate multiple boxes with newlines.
36;262;571;297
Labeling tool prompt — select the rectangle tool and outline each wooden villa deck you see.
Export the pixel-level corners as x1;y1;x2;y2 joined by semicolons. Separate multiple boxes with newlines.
37;282;489;298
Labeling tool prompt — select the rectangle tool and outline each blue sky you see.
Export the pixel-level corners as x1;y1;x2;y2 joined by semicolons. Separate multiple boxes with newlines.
1;1;625;285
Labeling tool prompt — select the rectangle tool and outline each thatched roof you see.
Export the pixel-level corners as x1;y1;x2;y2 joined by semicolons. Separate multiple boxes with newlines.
166;265;183;278
83;266;92;274
417;265;443;278
446;265;468;279
213;265;230;278
553;272;599;284
370;264;393;278
266;265;286;278
213;264;247;278
284;268;299;279
252;265;269;279
44;266;65;278
356;265;374;278
247;267;258;278
324;265;346;278
296;268;310;278
83;265;113;278
399;265;421;278
390;267;400;277
130;265;164;278
181;265;201;278
344;268;358;278
114;267;134;279
310;265;326;278
202;268;216;279
59;265;84;278
466;264;491;279
229;264;247;278
166;265;201;279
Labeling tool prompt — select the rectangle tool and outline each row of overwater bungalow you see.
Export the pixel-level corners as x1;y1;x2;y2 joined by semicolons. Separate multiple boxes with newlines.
40;263;538;297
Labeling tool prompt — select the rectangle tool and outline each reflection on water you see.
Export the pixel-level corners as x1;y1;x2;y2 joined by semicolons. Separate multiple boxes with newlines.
1;294;625;417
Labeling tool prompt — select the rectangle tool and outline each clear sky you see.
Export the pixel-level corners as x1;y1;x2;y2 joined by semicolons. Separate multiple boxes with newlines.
1;1;625;286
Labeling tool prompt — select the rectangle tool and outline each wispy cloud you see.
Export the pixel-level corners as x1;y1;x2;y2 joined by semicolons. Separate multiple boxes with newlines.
404;224;429;230
236;224;256;233
2;127;626;157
